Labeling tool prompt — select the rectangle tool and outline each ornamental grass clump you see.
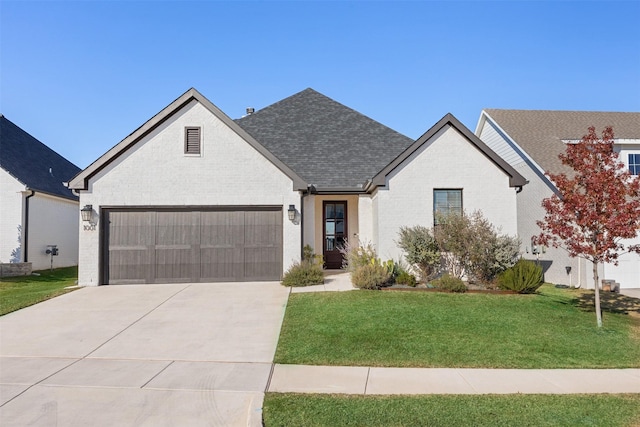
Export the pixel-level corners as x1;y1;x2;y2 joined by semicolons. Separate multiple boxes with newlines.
498;258;543;294
431;274;467;292
350;262;391;289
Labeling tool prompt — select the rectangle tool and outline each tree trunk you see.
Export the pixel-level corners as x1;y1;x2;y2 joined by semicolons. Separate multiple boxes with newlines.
593;260;603;328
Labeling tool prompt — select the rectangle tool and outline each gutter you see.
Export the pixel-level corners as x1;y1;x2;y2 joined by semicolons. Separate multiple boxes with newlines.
23;190;35;262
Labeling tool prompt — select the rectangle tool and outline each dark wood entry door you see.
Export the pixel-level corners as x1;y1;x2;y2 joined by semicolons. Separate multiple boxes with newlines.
323;201;347;269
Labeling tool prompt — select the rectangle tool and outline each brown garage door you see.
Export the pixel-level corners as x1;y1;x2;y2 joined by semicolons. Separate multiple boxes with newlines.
103;207;283;284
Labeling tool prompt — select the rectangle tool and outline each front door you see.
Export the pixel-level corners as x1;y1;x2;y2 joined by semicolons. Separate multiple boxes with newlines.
323;201;347;269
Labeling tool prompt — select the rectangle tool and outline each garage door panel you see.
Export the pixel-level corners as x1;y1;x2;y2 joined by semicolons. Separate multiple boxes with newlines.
105;208;283;284
200;247;243;281
107;249;153;284
106;211;156;284
155;212;200;282
201;211;244;246
244;247;281;281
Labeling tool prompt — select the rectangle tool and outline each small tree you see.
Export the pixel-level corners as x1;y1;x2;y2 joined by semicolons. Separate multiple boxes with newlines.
537;126;640;327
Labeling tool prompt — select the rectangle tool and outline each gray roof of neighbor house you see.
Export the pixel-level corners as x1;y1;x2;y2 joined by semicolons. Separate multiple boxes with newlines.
235;88;414;190
0;114;80;200
483;109;640;175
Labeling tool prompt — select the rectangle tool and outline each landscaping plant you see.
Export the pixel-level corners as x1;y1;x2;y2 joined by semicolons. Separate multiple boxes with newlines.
396;225;440;281
350;261;391;289
431;274;466;292
434;211;519;282
339;240;378;272
497;258;543;294
537;126;640;327
281;245;324;287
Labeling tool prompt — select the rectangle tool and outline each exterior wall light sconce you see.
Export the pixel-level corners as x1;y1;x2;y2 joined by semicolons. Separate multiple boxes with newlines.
288;204;297;221
81;205;93;222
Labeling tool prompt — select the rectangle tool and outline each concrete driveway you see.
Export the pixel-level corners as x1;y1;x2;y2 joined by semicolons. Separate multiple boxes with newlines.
0;282;290;426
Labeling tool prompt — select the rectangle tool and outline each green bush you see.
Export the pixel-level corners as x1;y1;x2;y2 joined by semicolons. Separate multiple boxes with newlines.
351;263;391;289
395;270;417;287
432;274;467;292
281;261;324;287
498;259;543;294
396;226;441;281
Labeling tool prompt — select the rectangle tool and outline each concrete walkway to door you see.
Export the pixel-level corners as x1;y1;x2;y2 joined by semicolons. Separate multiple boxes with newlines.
0;282;290;426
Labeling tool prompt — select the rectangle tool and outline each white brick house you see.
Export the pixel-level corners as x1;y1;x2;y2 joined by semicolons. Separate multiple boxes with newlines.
0;115;80;271
69;88;526;285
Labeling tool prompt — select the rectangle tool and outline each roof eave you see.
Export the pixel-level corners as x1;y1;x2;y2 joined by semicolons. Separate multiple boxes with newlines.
371;113;528;189
69;88;307;192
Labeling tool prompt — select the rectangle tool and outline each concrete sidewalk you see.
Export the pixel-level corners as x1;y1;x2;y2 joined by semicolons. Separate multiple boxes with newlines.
268;364;640;395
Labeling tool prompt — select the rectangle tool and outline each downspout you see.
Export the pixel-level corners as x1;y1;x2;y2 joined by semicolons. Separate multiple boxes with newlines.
300;192;305;260
23;190;35;262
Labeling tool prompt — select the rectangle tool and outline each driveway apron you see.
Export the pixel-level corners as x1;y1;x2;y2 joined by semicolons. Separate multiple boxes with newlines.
0;282;290;426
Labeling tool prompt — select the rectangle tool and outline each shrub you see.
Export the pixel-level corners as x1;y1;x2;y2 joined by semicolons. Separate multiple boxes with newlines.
498;258;543;294
351;263;391;289
435;210;520;283
339;240;378;272
395;270;417;287
282;245;324;287
396;226;441;281
431;274;467;292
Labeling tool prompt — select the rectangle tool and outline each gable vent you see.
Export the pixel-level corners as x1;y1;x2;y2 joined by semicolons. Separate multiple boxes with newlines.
185;127;201;155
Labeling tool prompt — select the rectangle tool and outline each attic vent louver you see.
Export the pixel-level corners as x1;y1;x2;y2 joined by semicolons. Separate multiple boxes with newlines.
184;127;201;155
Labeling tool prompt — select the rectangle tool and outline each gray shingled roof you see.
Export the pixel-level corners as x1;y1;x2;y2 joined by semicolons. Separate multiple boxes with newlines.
0;115;80;200
485;109;640;176
235;88;414;189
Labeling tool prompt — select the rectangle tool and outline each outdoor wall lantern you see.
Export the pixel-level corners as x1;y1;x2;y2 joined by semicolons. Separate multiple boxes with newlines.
81;205;93;222
288;204;297;221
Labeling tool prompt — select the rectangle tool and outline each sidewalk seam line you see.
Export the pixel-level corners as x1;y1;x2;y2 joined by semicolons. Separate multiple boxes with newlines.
140;360;175;389
363;367;371;395
265;363;276;393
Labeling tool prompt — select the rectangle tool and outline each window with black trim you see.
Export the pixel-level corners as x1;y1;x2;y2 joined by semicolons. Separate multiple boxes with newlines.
629;154;640;176
434;189;462;225
184;127;201;155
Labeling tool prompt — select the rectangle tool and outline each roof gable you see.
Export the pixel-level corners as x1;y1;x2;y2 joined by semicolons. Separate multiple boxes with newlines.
69;88;307;191
0;115;80;200
369;113;527;189
235;88;414;190
481;109;640;176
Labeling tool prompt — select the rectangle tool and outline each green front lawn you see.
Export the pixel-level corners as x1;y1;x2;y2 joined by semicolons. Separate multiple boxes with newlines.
275;285;640;368
263;393;640;427
0;266;78;315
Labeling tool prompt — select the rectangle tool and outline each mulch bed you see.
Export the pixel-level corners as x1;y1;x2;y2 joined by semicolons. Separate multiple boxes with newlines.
381;285;518;294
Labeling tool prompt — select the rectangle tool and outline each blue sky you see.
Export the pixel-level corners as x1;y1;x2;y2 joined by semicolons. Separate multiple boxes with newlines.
2;1;639;169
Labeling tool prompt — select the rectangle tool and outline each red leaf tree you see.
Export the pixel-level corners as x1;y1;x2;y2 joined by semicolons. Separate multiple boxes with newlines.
537;126;640;327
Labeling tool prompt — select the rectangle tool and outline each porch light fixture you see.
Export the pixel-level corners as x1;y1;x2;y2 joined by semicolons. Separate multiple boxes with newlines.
287;204;296;221
81;205;93;222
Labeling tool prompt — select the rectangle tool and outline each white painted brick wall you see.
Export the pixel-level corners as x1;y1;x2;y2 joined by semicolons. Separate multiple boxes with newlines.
376;125;519;263
0;168;25;263
79;100;301;285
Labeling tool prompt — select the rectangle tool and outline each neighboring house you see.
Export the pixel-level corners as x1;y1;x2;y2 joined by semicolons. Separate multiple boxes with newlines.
476;110;640;289
69;88;526;285
0;115;81;270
